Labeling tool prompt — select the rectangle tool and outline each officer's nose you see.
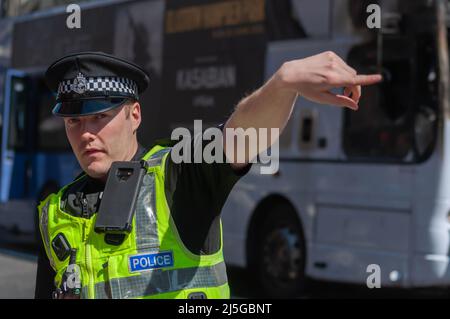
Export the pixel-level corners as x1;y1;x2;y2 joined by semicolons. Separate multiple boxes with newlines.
80;117;102;136
79;120;98;143
80;130;97;144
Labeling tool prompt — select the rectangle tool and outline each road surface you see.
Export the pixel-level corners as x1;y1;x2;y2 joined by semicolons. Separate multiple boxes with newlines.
0;242;448;299
0;248;37;298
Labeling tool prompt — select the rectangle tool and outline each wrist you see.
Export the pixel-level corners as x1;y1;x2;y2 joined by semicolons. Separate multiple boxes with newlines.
272;62;302;96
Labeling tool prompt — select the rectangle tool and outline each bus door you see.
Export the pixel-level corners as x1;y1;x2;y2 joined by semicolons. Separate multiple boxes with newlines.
1;69;30;203
1;69;79;205
28;71;80;202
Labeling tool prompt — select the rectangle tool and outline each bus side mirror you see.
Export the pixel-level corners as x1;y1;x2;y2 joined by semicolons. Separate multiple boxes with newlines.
414;106;437;158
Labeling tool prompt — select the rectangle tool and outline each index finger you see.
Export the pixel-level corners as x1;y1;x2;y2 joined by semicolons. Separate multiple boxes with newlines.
354;74;383;86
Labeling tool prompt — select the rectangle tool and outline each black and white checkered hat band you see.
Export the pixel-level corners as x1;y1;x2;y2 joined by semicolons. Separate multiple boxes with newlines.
57;76;138;99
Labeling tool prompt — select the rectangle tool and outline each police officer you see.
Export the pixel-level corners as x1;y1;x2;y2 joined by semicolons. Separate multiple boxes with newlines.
35;51;381;299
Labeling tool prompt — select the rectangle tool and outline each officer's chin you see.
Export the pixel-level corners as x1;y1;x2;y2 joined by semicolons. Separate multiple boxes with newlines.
83;161;109;181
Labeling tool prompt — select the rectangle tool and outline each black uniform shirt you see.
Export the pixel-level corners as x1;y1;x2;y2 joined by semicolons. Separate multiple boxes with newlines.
34;135;251;299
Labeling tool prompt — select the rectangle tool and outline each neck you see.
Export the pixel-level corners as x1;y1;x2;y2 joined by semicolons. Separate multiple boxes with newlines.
125;139;139;162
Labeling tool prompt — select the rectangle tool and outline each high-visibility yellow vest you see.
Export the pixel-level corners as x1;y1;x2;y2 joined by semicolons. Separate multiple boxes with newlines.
38;145;230;299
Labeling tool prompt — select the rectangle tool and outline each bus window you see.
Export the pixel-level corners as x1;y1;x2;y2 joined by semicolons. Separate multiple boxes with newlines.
0;70;4;139
8;77;27;150
343;33;438;162
343;36;415;161
36;78;70;151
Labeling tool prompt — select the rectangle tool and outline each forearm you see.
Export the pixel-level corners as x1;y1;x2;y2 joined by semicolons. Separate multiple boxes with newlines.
225;74;298;133
223;71;298;165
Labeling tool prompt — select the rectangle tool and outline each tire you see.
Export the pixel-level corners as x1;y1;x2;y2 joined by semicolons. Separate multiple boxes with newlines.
255;202;307;298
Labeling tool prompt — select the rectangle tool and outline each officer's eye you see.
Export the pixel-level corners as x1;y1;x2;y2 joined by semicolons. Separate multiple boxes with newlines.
67;118;80;125
95;114;107;120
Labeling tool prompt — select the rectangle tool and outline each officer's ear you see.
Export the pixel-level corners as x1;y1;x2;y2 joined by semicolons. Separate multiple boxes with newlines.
129;101;141;132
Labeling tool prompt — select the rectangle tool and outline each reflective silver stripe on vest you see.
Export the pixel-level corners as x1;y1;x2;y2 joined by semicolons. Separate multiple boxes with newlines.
92;262;227;299
135;173;159;249
39;201;55;268
134;148;171;250
145;148;171;168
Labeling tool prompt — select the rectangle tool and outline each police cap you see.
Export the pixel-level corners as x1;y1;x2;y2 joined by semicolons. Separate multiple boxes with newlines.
45;51;150;117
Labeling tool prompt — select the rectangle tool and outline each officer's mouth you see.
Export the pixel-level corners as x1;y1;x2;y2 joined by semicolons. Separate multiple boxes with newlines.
83;148;105;157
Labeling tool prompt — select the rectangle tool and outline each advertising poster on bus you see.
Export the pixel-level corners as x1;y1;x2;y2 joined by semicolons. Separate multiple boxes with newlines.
161;0;267;134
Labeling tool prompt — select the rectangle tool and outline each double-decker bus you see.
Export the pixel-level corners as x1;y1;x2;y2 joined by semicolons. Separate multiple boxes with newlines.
0;0;449;298
221;0;450;297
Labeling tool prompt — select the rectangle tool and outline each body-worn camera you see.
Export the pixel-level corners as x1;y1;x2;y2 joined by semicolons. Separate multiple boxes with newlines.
94;161;147;235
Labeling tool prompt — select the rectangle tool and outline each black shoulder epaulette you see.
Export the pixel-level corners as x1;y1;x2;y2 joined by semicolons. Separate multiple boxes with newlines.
149;138;177;149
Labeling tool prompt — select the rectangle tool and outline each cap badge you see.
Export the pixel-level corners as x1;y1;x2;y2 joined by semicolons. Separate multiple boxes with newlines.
71;73;87;94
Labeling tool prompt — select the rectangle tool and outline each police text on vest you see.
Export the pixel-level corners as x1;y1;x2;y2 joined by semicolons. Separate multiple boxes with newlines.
129;251;174;272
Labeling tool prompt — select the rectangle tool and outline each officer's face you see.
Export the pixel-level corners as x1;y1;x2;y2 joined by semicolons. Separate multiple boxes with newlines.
63;102;141;180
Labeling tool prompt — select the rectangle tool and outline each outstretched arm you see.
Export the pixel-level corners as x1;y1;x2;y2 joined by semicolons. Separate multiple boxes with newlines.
223;51;382;170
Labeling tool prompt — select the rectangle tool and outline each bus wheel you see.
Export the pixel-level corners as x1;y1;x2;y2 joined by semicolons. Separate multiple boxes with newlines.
256;203;306;298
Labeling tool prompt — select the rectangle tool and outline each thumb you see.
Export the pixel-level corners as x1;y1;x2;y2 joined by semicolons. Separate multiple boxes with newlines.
318;91;359;110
